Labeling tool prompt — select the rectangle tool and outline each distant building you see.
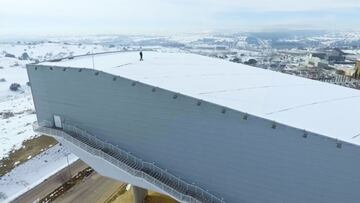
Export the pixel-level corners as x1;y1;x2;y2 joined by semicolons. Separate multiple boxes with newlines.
333;64;356;76
215;46;227;50
311;53;327;60
311;48;346;64
318;61;331;69
308;56;322;67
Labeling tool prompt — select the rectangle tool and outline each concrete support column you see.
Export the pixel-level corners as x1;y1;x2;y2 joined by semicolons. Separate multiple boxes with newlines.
132;185;147;203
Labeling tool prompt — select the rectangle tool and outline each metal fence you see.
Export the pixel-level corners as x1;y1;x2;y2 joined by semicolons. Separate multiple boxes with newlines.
318;75;360;89
33;121;225;203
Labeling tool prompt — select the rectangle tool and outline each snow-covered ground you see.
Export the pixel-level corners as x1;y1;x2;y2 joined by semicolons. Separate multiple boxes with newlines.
0;40;129;202
0;95;36;159
0;42;94;202
0;42;114;158
0;57;30;102
0;144;78;202
0;42;119;62
0;56;35;159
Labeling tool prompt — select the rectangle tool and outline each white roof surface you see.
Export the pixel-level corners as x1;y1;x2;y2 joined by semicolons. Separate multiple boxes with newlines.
40;51;360;145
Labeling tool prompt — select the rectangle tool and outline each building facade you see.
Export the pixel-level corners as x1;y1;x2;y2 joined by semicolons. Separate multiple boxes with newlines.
27;52;360;203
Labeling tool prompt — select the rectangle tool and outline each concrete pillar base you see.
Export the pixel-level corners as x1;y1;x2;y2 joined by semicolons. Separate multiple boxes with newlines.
132;185;147;203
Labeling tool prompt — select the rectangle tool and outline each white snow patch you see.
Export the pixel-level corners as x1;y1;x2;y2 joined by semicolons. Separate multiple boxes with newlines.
0;95;36;159
0;144;78;203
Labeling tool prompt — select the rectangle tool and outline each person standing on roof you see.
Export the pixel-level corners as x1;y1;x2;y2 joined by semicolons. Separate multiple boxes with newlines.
139;51;143;61
139;48;143;61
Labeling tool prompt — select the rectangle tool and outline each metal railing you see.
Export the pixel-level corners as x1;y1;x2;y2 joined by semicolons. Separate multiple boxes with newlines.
33;121;224;203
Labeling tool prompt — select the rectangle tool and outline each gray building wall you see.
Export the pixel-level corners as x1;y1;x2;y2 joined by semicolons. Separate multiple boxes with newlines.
28;65;360;203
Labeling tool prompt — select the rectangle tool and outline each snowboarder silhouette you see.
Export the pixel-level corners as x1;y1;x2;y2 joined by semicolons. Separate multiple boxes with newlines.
139;51;143;61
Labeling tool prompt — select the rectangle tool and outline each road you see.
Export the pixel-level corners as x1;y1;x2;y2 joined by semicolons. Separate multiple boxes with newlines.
12;157;173;203
13;158;127;203
13;159;87;203
53;172;126;203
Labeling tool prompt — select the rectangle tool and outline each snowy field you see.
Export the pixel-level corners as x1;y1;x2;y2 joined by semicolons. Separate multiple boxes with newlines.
0;57;30;102
0;95;36;159
0;54;35;160
0;144;78;202
0;58;35;159
0;42;101;201
0;42;115;158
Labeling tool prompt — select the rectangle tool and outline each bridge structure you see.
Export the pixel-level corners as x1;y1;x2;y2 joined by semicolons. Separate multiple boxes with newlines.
28;51;360;203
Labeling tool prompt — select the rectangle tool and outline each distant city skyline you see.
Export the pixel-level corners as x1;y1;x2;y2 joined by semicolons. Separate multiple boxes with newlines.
0;0;359;37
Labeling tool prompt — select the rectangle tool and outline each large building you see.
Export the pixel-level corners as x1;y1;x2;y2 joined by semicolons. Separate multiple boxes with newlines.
28;51;360;203
311;48;346;63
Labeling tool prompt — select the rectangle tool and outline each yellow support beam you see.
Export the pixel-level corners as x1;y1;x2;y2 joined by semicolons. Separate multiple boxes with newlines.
355;60;360;78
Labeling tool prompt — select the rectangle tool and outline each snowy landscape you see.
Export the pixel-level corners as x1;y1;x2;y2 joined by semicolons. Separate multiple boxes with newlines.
0;31;360;202
0;145;77;202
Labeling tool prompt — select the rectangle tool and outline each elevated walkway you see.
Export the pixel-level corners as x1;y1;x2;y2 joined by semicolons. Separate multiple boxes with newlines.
33;121;224;203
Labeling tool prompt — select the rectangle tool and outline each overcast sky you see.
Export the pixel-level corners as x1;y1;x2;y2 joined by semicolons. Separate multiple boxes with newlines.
0;0;359;36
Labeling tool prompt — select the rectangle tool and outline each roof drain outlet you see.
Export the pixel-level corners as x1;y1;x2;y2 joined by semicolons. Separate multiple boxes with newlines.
303;131;308;138
243;114;248;120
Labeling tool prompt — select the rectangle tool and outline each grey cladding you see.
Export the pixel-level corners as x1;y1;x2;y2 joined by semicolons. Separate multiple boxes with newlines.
27;64;360;203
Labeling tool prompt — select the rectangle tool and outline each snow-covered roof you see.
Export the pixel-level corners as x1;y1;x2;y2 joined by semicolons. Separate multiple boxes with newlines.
40;51;360;145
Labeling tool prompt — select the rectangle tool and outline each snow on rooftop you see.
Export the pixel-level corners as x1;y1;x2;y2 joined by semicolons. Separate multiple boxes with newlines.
40;51;360;145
